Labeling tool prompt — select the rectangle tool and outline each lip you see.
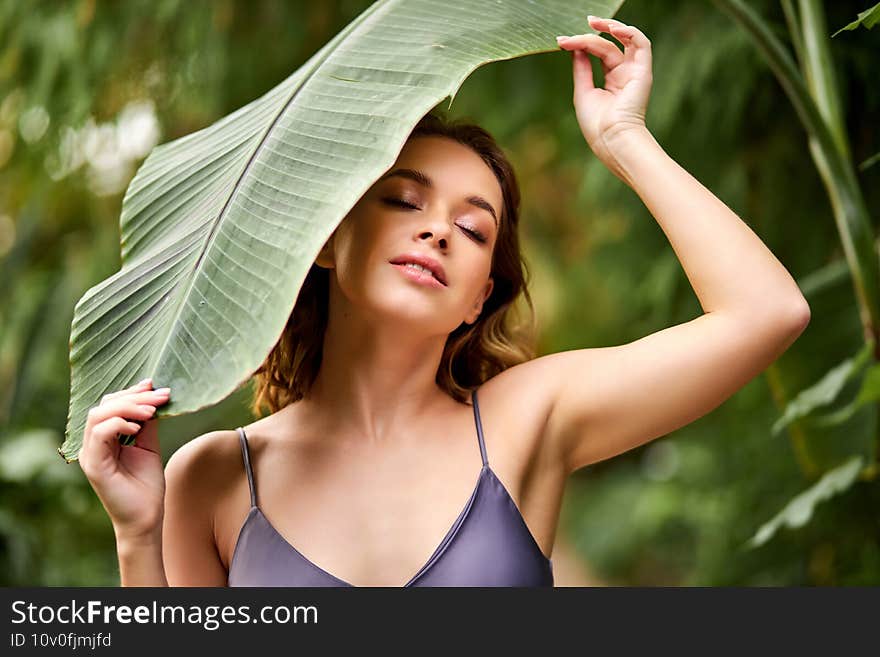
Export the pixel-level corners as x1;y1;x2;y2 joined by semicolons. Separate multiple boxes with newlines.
388;253;447;286
391;263;446;289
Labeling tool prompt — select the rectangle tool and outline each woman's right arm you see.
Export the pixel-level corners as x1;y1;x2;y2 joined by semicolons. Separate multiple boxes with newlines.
79;378;171;586
80;379;228;586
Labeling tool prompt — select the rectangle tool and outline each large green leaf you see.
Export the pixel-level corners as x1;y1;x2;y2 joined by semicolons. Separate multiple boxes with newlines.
58;0;625;462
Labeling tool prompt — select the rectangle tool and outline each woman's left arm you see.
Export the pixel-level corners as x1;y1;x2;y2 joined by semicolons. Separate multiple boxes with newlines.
557;16;810;317
504;17;810;475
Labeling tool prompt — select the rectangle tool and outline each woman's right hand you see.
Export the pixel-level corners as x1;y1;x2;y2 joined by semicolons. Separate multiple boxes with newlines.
78;378;171;542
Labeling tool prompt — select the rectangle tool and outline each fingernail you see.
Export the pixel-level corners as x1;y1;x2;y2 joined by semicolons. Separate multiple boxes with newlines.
556;35;570;42
138;378;152;385
155;387;170;394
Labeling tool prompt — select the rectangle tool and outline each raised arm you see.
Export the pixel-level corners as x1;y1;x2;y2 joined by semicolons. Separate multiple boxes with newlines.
500;17;809;476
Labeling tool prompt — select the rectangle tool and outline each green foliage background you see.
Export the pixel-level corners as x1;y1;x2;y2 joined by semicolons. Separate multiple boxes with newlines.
1;0;877;585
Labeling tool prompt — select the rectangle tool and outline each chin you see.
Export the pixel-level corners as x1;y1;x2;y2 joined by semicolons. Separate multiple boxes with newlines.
368;291;457;333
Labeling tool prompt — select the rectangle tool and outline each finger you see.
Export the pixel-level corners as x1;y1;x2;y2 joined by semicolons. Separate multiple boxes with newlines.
99;392;167;419
80;416;138;476
82;386;168;468
557;33;624;72
87;397;164;432
92;416;142;447
572;50;595;93
587;15;620;33
85;401;153;451
606;23;652;68
100;378;154;405
611;22;651;52
111;389;168;446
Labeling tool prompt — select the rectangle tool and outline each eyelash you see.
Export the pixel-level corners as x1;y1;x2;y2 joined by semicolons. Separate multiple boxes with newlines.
382;198;488;244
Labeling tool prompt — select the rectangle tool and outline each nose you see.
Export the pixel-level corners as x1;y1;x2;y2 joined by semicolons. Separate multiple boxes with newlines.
418;231;447;250
417;215;450;250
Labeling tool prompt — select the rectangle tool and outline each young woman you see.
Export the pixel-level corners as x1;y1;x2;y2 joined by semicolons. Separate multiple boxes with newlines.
79;16;810;587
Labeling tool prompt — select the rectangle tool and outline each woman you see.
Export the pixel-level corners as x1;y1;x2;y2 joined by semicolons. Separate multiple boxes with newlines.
79;16;810;587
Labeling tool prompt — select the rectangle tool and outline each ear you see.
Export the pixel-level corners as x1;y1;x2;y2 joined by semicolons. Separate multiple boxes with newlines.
314;232;336;269
465;277;494;325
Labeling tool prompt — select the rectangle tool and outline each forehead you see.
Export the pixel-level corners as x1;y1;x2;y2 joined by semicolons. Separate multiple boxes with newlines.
387;136;503;207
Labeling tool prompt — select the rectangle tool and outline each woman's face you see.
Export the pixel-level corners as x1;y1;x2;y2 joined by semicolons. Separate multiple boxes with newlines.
318;135;502;335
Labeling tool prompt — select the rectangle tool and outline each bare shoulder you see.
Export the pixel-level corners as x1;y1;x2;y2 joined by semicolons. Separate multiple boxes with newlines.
164;429;247;527
477;353;582;475
165;429;243;491
478;346;614;476
162;429;245;584
479;357;560;430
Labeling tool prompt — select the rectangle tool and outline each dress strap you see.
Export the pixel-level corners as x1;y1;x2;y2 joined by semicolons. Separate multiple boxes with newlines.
471;388;489;468
237;427;257;508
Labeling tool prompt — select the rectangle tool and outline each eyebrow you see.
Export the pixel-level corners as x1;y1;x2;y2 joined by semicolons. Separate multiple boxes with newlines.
378;168;499;227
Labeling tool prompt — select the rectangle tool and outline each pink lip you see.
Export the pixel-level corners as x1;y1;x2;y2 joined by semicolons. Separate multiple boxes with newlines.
388;253;447;285
391;263;446;289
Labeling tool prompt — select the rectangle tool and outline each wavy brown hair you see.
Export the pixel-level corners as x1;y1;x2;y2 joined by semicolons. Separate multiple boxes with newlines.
250;110;536;417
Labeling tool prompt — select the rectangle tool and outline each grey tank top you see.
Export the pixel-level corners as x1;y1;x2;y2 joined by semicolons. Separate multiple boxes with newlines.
227;388;554;587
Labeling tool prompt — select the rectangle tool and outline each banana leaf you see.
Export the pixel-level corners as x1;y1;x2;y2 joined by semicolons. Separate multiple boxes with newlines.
58;0;625;462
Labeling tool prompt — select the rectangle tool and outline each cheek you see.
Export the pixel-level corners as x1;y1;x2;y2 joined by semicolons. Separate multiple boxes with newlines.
330;220;387;295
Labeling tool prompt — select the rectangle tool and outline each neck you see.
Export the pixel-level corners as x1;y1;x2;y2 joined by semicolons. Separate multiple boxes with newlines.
303;306;453;446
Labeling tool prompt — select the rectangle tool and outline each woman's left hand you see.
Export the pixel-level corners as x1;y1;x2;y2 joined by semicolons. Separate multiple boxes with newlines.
557;16;653;171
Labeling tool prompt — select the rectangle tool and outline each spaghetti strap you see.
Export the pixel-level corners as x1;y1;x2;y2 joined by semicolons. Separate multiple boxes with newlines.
237;427;257;508
471;388;489;468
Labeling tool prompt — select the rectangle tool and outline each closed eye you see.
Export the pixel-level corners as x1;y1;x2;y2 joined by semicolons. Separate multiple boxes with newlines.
459;225;487;243
382;197;488;244
382;197;421;210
